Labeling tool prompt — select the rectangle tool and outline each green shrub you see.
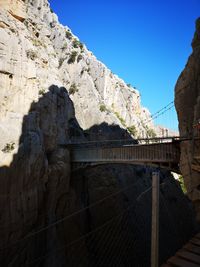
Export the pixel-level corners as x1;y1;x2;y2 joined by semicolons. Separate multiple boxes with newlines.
114;112;126;127
72;39;79;48
26;50;37;60
61;43;68;50
146;127;157;138
178;175;187;193
72;39;83;49
69;83;78;95
39;88;45;96
58;57;65;68
2;142;15;153
66;30;72;40
99;104;107;112
127;125;137;137
68;51;78;64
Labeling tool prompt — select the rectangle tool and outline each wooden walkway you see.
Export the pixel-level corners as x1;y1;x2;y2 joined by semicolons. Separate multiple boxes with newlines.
71;142;180;172
161;233;200;267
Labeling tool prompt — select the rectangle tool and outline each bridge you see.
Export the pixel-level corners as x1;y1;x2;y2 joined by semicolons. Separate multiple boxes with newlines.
62;99;199;174
65;137;182;173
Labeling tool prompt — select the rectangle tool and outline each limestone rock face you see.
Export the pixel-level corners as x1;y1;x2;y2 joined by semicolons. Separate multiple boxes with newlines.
0;0;26;21
0;0;159;167
0;86;76;266
0;0;174;169
0;1;197;266
175;18;200;220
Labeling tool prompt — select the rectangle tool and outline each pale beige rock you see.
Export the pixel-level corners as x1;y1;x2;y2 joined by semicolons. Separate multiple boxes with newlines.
0;0;162;165
0;0;26;21
0;1;197;266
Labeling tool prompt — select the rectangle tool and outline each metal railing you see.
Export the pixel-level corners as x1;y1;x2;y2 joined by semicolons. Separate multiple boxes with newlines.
63;136;183;148
71;142;180;168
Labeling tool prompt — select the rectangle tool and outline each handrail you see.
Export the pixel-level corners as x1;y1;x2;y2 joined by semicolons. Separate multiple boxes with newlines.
70;141;181;173
59;135;190;148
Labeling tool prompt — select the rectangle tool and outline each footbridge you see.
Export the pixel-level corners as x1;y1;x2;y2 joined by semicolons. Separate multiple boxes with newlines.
64;137;184;173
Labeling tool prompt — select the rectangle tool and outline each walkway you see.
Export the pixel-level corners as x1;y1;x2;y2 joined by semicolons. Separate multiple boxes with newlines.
69;137;181;173
162;233;200;267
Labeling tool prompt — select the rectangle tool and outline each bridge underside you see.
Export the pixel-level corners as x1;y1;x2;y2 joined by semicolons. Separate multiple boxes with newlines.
72;160;180;173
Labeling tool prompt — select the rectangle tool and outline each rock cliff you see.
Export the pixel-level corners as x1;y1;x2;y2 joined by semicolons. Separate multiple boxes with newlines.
0;1;198;266
0;0;26;21
0;0;159;169
175;18;200;220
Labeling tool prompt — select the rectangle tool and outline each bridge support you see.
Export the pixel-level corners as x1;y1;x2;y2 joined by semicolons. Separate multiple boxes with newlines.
151;172;160;267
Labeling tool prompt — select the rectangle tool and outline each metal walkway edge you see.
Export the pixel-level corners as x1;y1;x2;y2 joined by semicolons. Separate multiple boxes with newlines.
71;141;180;173
161;233;200;267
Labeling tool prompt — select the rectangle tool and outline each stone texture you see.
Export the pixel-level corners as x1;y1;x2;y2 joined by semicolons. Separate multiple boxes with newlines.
175;18;200;220
0;1;198;266
0;86;75;266
0;0;26;21
0;0;163;168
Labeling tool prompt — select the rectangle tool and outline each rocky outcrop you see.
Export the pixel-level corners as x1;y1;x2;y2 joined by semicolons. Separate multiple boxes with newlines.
0;0;26;21
0;1;198;266
175;18;200;220
0;87;75;266
0;0;161;169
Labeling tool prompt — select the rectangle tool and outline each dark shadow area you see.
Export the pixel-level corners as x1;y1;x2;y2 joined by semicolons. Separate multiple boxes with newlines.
0;85;199;267
83;122;133;141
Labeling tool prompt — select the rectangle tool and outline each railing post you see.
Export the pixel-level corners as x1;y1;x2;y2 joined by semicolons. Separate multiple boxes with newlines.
151;172;160;267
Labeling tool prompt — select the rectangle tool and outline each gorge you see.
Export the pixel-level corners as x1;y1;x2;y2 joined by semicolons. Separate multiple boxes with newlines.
0;1;199;266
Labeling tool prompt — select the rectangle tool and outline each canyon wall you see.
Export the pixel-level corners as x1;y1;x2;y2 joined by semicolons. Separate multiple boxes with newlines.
0;1;198;266
175;18;200;220
0;0;26;21
0;0;167;169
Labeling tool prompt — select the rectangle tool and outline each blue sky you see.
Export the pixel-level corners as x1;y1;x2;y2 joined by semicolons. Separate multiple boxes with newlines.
49;0;199;131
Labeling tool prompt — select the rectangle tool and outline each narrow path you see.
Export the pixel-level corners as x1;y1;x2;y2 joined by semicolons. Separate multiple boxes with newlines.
161;233;200;267
70;138;181;172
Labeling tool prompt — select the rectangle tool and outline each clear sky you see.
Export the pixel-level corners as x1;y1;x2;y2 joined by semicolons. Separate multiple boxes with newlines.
49;0;199;131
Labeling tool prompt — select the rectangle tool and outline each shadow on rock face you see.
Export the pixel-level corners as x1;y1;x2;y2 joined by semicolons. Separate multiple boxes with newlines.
0;85;81;266
83;122;133;141
0;85;199;267
71;163;199;266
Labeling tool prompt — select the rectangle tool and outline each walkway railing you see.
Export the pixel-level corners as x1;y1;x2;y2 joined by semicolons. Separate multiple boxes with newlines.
72;142;179;163
70;140;180;172
66;136;182;148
